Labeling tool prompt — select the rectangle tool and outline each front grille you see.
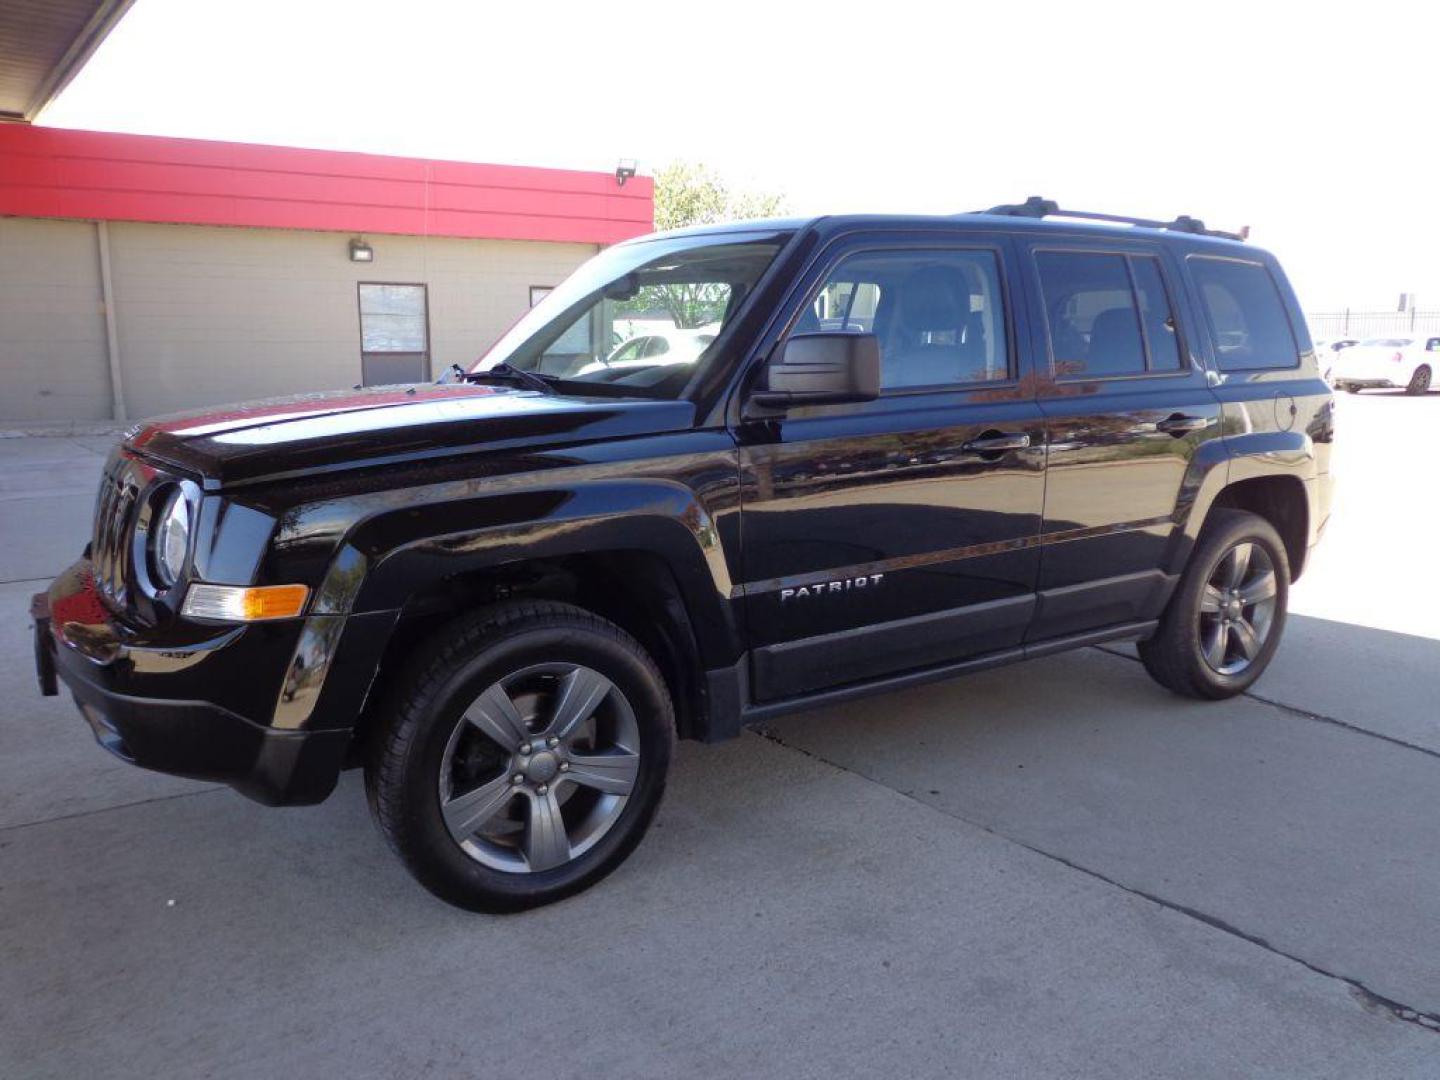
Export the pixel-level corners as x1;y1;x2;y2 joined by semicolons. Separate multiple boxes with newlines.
91;453;145;611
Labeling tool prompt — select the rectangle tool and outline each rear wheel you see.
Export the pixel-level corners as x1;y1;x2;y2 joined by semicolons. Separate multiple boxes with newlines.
365;601;673;912
1343;383;1360;394
1406;365;1432;395
1138;509;1289;700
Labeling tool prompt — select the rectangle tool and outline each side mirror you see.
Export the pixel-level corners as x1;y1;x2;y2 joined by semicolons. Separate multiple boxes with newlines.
750;333;881;409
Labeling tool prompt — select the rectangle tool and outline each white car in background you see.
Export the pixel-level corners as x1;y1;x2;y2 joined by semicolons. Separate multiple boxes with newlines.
1331;334;1440;395
574;325;719;377
1311;337;1358;384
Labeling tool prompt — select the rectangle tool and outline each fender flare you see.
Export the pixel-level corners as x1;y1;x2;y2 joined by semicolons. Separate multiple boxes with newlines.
336;478;741;665
1164;430;1314;577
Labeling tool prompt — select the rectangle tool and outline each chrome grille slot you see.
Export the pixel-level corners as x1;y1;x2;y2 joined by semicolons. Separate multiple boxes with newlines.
90;454;145;611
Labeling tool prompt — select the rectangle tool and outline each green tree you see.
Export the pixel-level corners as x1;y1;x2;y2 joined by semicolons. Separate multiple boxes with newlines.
652;161;786;232
624;162;786;329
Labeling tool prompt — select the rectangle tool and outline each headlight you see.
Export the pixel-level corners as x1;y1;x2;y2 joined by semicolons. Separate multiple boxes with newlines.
152;486;191;588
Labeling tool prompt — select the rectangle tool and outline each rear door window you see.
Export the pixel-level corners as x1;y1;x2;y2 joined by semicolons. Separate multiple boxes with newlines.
1035;252;1183;377
1189;258;1300;371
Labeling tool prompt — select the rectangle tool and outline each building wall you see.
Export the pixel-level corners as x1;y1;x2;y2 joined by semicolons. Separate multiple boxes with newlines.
0;217;596;421
0;217;112;421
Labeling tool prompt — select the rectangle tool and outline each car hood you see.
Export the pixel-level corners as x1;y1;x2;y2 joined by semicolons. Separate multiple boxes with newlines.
124;383;696;487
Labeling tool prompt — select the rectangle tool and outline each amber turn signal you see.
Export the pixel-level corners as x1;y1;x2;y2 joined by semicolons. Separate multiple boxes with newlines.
181;583;310;622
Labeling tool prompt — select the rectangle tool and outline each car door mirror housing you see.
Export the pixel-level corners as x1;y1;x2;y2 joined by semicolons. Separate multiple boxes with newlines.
750;333;881;408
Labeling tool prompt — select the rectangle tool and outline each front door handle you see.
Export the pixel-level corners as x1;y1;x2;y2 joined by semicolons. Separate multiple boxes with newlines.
961;431;1032;455
1154;414;1211;435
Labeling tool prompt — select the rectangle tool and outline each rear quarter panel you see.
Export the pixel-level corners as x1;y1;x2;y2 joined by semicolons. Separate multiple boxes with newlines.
1175;246;1334;558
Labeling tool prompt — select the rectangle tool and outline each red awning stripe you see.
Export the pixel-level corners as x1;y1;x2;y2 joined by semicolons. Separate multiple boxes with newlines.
0;125;653;244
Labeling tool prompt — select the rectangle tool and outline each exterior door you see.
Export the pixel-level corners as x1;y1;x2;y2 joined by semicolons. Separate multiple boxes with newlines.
1020;242;1224;641
359;282;430;385
734;235;1046;702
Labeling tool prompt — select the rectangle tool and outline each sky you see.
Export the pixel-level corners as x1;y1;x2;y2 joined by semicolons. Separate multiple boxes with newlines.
39;0;1440;312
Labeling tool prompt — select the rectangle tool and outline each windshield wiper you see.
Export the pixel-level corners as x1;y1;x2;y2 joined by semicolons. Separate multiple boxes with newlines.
463;362;557;395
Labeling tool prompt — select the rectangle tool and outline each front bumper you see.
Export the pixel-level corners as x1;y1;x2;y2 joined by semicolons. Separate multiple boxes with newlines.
33;561;356;806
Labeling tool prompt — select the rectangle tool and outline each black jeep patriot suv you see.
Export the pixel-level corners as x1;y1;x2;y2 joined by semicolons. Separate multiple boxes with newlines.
33;199;1333;911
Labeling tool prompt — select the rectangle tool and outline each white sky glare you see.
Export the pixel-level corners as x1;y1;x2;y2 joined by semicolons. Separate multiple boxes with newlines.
39;0;1440;311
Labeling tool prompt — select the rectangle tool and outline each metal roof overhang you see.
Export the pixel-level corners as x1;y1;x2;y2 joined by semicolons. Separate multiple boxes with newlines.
0;0;135;123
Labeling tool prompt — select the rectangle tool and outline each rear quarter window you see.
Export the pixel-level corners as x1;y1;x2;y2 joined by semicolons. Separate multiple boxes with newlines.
1189;257;1300;372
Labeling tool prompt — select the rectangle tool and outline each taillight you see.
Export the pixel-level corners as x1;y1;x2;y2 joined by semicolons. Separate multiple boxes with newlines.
1393;351;1405;363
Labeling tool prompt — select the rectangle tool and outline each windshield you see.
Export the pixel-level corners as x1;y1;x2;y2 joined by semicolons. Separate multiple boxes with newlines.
1360;337;1413;347
474;231;788;398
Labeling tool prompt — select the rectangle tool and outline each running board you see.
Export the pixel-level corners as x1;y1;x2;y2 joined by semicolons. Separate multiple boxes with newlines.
736;620;1158;726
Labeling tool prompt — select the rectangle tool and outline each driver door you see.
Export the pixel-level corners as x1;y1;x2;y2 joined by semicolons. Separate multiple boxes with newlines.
734;232;1046;702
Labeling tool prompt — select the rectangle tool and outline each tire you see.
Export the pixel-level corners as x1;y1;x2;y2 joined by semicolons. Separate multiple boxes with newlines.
1138;509;1289;700
1406;365;1432;395
365;600;674;912
1343;383;1360;394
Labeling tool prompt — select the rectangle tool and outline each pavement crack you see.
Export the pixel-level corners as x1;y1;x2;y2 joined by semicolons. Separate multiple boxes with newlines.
751;724;1440;1036
1239;689;1440;762
0;786;225;835
1093;645;1440;762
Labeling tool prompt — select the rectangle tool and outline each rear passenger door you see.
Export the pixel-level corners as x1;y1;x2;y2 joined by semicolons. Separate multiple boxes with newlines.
1020;241;1224;642
735;233;1046;701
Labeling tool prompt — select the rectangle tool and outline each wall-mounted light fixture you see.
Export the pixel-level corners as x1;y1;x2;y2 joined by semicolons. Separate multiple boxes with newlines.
615;159;637;187
349;237;374;263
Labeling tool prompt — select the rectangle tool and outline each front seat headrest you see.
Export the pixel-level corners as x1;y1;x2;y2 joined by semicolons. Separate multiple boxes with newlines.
897;266;967;333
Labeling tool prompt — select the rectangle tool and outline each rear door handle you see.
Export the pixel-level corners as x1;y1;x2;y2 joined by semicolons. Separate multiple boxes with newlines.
1154;414;1211;435
961;432;1032;454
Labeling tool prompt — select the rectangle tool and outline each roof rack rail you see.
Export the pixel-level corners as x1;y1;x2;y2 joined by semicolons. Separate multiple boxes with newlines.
977;196;1249;242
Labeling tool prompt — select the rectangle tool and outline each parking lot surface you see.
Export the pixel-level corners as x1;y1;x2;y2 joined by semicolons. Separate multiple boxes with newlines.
2;393;1437;1079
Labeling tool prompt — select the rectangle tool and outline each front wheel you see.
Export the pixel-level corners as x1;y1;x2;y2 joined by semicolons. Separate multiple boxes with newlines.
366;601;674;912
1138;509;1289;700
1406;365;1432;395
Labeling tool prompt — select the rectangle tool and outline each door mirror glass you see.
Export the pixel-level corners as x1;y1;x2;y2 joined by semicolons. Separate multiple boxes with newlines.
752;332;881;408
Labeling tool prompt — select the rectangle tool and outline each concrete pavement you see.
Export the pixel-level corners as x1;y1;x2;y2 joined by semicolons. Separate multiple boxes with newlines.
1;393;1437;1079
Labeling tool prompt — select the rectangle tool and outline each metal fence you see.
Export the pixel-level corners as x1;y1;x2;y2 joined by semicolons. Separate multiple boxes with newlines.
1306;310;1440;338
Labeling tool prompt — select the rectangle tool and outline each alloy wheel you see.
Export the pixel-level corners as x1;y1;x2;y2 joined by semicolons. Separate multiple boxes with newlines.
438;662;640;873
1197;542;1278;676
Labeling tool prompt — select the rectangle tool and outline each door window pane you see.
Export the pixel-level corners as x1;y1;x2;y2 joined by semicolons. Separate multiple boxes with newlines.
1189;258;1299;371
803;249;1009;389
1036;253;1145;377
359;284;428;352
1037;252;1186;376
1131;257;1182;371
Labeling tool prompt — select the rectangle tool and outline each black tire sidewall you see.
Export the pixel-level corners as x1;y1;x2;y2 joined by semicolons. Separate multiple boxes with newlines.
1170;514;1290;697
390;619;672;911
